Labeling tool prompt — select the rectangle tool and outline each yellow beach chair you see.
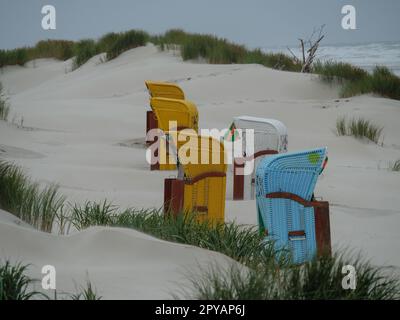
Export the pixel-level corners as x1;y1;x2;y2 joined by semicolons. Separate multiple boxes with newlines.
145;81;186;147
164;133;227;224
150;97;198;132
145;81;185;100
150;97;199;170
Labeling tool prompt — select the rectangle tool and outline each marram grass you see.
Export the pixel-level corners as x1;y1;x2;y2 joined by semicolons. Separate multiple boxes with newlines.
71;280;102;300
314;62;400;100
184;252;399;300
0;261;47;300
0;82;10;121
0;160;65;232
152;29;301;71
336;116;383;144
105;30;149;61
313;60;369;83
72;39;98;70
0;260;102;300
69;201;281;268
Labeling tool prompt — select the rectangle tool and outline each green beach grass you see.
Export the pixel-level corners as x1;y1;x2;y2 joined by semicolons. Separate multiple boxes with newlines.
0;260;47;300
151;29;301;71
0;260;102;300
336;116;383;144
0;82;10;121
184;252;399;300
0;160;65;232
315;62;400;100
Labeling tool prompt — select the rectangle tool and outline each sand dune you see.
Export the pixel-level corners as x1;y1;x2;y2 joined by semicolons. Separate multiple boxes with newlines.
1;44;400;297
0;209;237;299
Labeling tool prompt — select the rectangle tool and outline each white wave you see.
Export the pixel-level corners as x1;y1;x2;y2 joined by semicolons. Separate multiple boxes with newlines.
263;42;400;76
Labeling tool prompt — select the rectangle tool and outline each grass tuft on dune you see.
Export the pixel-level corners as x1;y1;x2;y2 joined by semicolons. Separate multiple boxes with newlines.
0;40;75;68
336;116;383;144
0;160;65;232
0;260;102;300
185;252;400;300
70;280;102;300
0;82;10;121
105;30;149;61
313;60;369;83
0;260;46;300
72;39;98;70
70;200;279;268
315;63;400;100
341;66;400;100
152;29;302;71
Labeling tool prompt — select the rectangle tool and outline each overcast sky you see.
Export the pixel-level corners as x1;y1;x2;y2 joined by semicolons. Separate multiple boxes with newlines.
1;0;399;50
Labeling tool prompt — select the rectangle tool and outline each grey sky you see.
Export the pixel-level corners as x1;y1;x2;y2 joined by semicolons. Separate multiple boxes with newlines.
1;0;399;50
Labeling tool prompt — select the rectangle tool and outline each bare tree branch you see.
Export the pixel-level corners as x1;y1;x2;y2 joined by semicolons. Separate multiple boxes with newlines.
286;25;326;73
299;39;305;64
287;46;301;63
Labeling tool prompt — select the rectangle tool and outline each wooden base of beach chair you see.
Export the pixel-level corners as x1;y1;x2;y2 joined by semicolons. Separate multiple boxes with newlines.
233;150;278;200
146;111;158;145
164;178;184;217
163;172;226;224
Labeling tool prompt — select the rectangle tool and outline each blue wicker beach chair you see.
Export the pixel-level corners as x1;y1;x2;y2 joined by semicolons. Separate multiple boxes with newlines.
255;148;330;264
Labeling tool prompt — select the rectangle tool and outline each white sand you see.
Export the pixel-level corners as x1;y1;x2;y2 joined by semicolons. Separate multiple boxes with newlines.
0;209;237;299
1;44;400;297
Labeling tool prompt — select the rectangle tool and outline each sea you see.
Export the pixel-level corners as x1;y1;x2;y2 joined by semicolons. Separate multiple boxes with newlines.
263;42;400;76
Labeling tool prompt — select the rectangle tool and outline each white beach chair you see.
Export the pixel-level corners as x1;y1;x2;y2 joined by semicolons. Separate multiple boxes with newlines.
230;116;288;200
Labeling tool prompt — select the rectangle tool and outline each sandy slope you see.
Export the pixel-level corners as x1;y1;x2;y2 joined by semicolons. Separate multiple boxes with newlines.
0;209;237;299
1;44;400;297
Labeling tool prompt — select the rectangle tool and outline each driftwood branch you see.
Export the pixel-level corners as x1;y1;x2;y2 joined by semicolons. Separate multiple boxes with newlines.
299;39;305;64
288;25;326;73
287;46;301;64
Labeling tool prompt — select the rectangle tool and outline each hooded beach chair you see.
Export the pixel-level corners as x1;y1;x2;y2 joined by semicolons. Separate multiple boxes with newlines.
228;116;288;200
148;97;199;170
145;81;185;145
164;133;227;224
255;147;331;264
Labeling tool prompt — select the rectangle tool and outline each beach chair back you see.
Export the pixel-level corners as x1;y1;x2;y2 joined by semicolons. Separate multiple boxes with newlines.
145;81;185;150
150;97;198;133
149;97;199;170
145;81;185;100
164;133;227;224
255;148;329;264
233;116;288;154
231;116;288;200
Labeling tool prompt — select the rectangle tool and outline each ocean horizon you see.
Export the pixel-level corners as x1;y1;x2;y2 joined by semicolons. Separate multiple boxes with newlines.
263;41;400;76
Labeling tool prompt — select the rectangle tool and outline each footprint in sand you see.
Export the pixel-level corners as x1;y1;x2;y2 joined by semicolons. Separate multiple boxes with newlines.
116;138;147;149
